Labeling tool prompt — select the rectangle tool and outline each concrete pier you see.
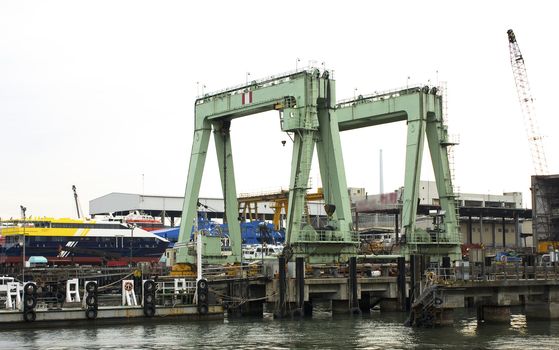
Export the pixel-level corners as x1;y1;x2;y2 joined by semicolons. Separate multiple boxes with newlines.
332;300;350;314
379;299;401;311
479;305;511;323
525;286;559;319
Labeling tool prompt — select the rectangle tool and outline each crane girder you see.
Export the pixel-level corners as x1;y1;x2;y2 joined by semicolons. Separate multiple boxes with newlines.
336;90;422;131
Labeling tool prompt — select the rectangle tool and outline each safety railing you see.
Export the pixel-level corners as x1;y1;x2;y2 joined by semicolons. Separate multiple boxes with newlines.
196;66;324;101
202;264;265;281
297;230;360;243
425;263;559;284
238;187;289;199
336;83;435;108
407;230;462;244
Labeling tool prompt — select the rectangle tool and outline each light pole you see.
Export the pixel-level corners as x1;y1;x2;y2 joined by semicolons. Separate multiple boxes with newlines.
20;205;26;282
128;223;135;266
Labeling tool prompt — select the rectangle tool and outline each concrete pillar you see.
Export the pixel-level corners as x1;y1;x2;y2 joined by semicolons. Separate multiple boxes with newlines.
480;305;511;323
525;302;559;319
296;257;305;310
439;309;455;326
274;256;287;319
349;257;358;310
228;300;263;317
303;301;313;317
359;293;371;313
397;257;407;311
228;282;265;317
379;299;401;311
495;291;520;306
332;300;350;314
409;255;422;304
525;287;559;319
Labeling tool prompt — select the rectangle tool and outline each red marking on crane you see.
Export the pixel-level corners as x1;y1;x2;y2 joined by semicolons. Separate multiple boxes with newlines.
242;91;252;105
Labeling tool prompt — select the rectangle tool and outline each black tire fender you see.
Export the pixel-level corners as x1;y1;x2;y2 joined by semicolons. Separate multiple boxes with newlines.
24;296;37;309
23;310;36;322
144;293;155;305
86;295;98;307
198;292;207;303
197;279;208;291
85;308;98;320
144;280;156;293
197;304;209;315
85;282;98;294
24;283;37;296
143;304;156;317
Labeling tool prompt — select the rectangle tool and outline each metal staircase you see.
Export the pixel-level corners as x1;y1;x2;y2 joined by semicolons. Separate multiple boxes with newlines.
406;285;444;327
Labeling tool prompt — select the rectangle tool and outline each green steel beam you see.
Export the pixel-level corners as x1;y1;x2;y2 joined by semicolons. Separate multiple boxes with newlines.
336;90;422;131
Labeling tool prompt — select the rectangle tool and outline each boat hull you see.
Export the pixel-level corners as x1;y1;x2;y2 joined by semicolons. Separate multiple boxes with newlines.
0;226;168;266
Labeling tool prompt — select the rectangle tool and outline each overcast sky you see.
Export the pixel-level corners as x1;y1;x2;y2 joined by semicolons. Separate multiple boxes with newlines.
1;1;557;219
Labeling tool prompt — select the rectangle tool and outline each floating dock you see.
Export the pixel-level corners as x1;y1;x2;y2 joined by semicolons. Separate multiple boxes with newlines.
0;304;223;329
0;271;223;329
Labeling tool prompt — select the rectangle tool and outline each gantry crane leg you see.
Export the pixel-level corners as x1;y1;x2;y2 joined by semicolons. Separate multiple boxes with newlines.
177;120;212;263
401;101;427;244
213;120;242;261
285;130;316;245
316;88;352;235
425;113;461;260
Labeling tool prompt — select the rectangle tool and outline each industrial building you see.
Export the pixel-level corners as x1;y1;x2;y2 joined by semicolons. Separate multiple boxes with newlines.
89;191;328;226
90;180;532;249
531;175;559;252
353;180;532;249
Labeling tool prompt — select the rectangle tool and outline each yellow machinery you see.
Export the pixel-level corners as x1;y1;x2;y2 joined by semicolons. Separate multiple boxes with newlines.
538;241;559;254
238;189;325;230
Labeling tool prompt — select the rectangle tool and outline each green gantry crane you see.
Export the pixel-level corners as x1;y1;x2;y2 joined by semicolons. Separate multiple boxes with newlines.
174;68;462;269
336;86;461;260
175;68;359;266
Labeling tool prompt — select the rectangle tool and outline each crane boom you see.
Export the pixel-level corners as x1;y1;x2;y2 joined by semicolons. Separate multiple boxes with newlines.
72;185;84;219
507;29;548;175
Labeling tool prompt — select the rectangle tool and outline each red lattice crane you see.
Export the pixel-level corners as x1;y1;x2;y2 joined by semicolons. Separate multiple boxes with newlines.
507;29;548;175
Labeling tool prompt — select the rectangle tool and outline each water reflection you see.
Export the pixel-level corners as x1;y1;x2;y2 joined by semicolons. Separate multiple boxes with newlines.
1;311;558;350
20;329;39;349
510;314;527;334
83;326;99;342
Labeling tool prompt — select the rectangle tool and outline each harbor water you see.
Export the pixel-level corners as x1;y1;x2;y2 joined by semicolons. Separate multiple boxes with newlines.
2;308;558;350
